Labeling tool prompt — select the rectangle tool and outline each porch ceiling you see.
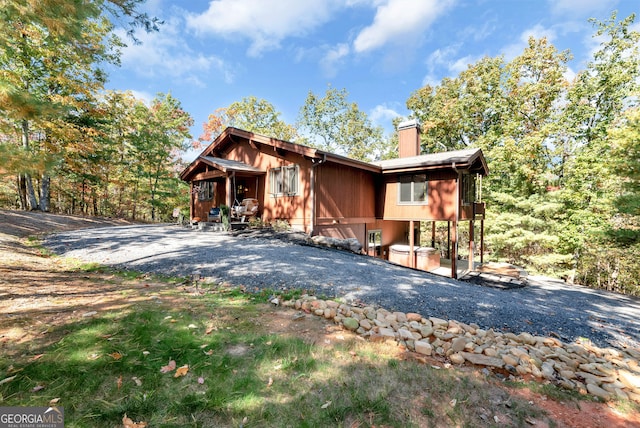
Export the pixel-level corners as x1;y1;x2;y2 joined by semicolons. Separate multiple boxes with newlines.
200;156;265;175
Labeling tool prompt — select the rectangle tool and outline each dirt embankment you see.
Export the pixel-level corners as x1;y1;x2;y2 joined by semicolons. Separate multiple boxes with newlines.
0;209;136;239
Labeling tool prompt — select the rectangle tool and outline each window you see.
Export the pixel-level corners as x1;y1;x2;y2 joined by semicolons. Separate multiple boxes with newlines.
368;230;382;257
398;174;428;204
462;174;476;205
269;165;299;196
196;181;214;201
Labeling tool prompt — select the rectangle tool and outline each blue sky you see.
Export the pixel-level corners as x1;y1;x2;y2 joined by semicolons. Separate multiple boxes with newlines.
103;0;639;160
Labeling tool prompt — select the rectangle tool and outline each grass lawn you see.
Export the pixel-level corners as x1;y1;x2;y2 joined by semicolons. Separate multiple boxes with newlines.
1;264;552;428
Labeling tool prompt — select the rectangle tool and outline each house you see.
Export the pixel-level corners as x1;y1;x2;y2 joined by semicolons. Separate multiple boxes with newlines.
179;120;488;278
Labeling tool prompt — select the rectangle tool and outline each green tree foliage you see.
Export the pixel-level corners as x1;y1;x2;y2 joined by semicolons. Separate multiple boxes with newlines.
406;12;640;295
197;96;297;146
48;91;192;221
0;0;156;211
297;86;391;162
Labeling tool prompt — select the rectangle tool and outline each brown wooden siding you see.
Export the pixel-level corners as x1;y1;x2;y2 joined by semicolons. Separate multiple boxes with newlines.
382;176;458;221
224;138;314;232
315;162;377;222
192;180;226;221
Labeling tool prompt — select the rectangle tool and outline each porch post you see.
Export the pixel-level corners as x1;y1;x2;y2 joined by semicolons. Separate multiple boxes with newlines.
431;221;436;248
409;220;415;269
226;172;234;208
480;219;485;264
468;220;474;272
447;221;451;259
451;220;457;279
189;182;194;221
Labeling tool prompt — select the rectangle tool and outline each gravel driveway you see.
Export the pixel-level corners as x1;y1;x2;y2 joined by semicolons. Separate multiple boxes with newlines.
44;224;640;350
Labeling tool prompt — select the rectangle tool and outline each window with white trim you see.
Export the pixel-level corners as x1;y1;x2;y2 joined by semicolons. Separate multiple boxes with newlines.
398;174;428;204
269;165;299;196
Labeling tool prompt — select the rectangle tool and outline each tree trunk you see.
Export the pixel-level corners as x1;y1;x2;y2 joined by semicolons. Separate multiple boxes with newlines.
39;174;51;212
17;175;27;210
21;119;39;210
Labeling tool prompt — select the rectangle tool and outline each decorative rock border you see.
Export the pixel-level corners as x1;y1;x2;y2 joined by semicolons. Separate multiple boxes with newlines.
280;294;640;403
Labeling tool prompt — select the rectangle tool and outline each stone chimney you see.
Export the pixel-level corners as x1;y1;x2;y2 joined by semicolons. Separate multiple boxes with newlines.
397;119;421;158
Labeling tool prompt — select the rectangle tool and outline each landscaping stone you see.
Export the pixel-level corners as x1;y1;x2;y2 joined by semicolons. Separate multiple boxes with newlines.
450;353;466;365
282;294;640;404
415;340;433;356
342;317;360;331
407;312;422;322
460;352;505;368
451;337;468;353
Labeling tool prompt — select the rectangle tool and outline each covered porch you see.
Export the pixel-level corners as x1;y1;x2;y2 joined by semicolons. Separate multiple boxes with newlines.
378;207;486;279
182;156;265;222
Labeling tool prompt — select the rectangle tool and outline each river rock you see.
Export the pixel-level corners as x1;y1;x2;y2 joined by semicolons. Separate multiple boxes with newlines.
451;337;468;353
460;352;505;368
342;317;360;331
586;383;612;400
407;312;422;322
415;340;433;356
450;353;465;365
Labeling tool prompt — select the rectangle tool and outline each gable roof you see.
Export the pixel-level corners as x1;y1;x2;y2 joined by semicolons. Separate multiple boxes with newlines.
180;127;489;181
374;148;488;175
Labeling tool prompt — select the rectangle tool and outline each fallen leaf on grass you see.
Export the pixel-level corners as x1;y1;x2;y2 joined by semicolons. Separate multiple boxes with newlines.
205;326;216;334
32;385;45;392
110;352;122;360
160;360;176;373
267;377;273;387
49;398;60;405
29;354;44;362
321;401;332;409
0;375;16;386
204;349;214;356
117;375;123;389
132;377;142;386
122;414;147;428
174;365;189;378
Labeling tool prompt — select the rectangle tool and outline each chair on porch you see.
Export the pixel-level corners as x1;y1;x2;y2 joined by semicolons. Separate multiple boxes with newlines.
207;207;221;222
231;198;259;222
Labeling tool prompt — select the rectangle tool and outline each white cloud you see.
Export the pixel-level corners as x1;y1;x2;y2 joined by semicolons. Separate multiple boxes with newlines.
448;55;482;75
422;44;480;82
129;90;155;105
116;17;235;86
353;0;456;53
563;66;577;83
548;0;618;18
502;24;557;61
186;0;340;57
369;103;402;129
421;73;441;88
320;43;351;77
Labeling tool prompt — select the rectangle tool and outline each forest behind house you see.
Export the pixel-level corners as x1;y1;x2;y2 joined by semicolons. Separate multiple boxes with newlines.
1;2;639;295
